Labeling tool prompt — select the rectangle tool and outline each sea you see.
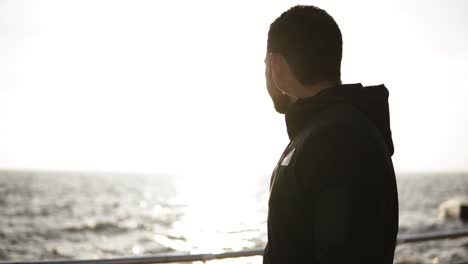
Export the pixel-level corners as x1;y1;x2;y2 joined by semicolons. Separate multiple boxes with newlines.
0;170;467;264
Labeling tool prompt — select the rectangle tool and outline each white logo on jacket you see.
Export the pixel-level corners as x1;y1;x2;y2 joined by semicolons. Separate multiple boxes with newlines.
280;148;295;166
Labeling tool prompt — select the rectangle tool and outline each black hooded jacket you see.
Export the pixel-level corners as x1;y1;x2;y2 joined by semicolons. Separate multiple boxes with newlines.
263;83;399;264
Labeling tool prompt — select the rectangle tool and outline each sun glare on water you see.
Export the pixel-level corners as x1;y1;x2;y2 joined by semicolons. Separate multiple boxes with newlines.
165;175;267;255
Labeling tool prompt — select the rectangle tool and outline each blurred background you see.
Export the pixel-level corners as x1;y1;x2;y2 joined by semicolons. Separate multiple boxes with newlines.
1;0;468;263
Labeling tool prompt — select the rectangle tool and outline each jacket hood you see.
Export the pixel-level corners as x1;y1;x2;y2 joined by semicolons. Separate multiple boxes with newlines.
285;83;394;155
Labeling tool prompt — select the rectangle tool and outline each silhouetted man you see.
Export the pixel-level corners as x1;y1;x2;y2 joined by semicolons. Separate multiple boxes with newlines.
263;5;398;264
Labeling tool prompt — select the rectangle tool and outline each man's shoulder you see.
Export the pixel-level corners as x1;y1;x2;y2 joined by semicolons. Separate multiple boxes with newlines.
297;103;375;145
290;103;393;186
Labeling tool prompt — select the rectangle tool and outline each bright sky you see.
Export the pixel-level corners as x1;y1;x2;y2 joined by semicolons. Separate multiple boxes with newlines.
2;0;468;177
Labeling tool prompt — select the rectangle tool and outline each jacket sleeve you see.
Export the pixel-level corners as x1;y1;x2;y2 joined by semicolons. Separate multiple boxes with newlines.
293;125;392;263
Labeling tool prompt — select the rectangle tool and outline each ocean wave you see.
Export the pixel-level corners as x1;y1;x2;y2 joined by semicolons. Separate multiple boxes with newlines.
63;221;132;234
1;171;467;262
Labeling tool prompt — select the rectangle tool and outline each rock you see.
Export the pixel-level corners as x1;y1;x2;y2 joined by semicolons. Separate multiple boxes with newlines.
438;197;468;222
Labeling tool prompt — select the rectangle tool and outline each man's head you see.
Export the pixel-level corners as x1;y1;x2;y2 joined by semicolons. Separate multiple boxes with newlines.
265;5;343;113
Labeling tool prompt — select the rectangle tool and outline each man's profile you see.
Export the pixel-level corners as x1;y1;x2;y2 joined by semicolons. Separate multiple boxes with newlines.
263;5;398;264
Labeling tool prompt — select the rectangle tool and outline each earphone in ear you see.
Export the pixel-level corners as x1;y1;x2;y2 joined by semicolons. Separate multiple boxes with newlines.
269;54;298;99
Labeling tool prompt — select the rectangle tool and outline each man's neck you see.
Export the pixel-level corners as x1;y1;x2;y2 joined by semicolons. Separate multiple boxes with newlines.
295;80;341;100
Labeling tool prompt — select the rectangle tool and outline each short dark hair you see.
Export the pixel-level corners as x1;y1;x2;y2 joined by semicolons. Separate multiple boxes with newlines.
267;5;343;85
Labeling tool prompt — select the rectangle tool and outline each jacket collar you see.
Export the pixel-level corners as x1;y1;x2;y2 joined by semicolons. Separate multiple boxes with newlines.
284;83;364;140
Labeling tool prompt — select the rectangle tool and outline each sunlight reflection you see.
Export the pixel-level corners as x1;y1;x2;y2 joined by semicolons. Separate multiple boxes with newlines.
131;244;143;255
161;175;267;254
207;256;263;264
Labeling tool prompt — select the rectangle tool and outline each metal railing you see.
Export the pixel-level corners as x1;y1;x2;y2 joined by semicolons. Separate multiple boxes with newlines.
2;229;468;264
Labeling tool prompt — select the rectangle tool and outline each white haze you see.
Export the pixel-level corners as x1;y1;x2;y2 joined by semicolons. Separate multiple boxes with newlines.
2;0;468;178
